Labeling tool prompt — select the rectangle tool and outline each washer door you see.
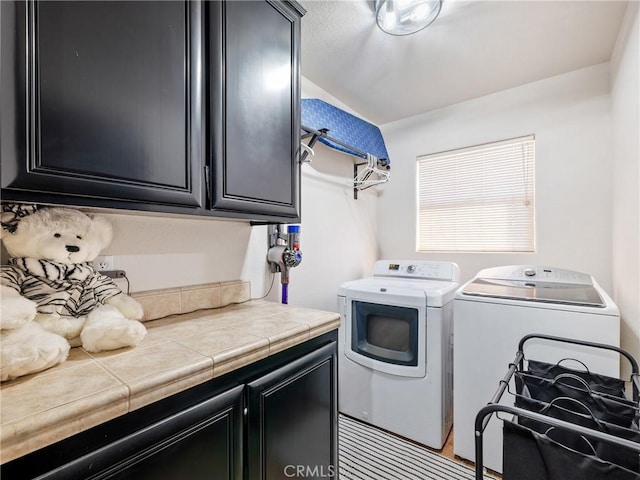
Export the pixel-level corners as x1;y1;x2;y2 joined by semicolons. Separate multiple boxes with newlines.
344;288;427;378
462;278;605;307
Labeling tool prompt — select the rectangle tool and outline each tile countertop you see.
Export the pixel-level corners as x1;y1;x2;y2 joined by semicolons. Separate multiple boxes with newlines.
0;300;340;464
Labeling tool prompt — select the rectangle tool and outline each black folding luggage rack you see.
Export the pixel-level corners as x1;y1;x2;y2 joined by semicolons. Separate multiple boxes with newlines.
474;334;640;480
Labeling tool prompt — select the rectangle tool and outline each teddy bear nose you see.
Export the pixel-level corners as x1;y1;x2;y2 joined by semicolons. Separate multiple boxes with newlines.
66;245;80;253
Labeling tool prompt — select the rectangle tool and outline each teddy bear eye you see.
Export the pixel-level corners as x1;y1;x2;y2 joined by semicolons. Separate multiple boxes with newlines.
76;235;82;240
54;233;61;238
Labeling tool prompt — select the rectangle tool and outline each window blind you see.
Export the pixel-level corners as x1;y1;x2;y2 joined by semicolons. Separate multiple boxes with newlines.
416;135;535;252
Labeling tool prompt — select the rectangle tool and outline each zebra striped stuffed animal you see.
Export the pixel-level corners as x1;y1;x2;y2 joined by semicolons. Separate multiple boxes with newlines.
1;205;146;381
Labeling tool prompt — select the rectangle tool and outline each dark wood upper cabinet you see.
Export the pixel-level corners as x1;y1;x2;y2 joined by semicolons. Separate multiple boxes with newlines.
1;0;303;222
1;1;204;208
209;0;302;219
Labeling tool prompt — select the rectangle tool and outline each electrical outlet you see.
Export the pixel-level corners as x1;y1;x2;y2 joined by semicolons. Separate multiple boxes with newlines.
101;270;127;279
93;255;114;271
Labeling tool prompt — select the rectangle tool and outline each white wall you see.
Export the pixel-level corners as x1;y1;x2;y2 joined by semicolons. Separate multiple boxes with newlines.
377;64;615;292
241;150;379;313
287;78;379;312
286;162;378;312
611;2;640;366
98;212;253;293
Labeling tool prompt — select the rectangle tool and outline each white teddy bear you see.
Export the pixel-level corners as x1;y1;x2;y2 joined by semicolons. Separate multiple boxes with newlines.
1;204;147;381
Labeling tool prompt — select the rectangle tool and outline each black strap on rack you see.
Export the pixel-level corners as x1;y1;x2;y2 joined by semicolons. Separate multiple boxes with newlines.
518;333;640;402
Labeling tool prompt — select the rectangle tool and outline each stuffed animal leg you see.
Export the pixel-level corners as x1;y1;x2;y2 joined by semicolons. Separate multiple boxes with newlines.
0;285;70;381
34;313;88;347
105;293;144;320
1;322;70;382
80;304;146;352
0;285;38;330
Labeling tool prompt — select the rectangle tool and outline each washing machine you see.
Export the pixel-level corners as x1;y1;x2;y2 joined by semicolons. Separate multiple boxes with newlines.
453;265;620;473
337;260;461;449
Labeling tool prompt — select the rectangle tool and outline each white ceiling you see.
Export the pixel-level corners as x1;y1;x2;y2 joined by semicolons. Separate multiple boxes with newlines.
299;0;629;125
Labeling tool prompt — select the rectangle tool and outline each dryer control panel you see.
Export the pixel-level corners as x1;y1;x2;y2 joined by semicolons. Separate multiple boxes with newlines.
372;260;461;282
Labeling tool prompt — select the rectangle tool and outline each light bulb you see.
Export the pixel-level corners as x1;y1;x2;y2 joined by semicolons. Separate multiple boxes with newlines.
375;0;442;36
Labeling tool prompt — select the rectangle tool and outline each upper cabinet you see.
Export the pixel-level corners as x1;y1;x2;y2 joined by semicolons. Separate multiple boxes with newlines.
0;0;303;222
209;1;302;219
1;1;204;208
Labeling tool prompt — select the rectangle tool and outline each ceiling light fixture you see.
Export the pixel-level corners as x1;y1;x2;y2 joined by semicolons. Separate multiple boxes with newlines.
375;0;442;36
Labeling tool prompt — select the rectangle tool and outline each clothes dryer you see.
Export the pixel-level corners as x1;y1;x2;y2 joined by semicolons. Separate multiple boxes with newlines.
337;260;460;449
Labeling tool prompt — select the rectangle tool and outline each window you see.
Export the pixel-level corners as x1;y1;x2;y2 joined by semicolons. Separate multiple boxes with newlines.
416;135;535;252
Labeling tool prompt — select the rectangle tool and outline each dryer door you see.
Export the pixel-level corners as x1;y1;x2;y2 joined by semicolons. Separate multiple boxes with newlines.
344;288;427;378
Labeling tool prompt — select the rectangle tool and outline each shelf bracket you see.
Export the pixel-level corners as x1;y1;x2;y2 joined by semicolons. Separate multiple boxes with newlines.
301;125;390;200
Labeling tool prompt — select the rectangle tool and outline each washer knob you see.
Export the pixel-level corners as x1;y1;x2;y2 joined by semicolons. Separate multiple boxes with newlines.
524;268;536;277
407;265;416;273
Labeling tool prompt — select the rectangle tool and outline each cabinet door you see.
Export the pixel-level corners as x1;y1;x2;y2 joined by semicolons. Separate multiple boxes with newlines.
246;342;337;480
0;1;203;208
31;385;244;480
209;0;302;219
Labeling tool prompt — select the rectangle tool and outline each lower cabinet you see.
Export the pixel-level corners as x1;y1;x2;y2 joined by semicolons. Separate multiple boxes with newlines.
0;333;337;480
247;343;337;480
79;386;244;480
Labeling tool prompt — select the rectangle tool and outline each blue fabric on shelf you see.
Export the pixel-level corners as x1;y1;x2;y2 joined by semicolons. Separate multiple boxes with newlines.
301;98;390;164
